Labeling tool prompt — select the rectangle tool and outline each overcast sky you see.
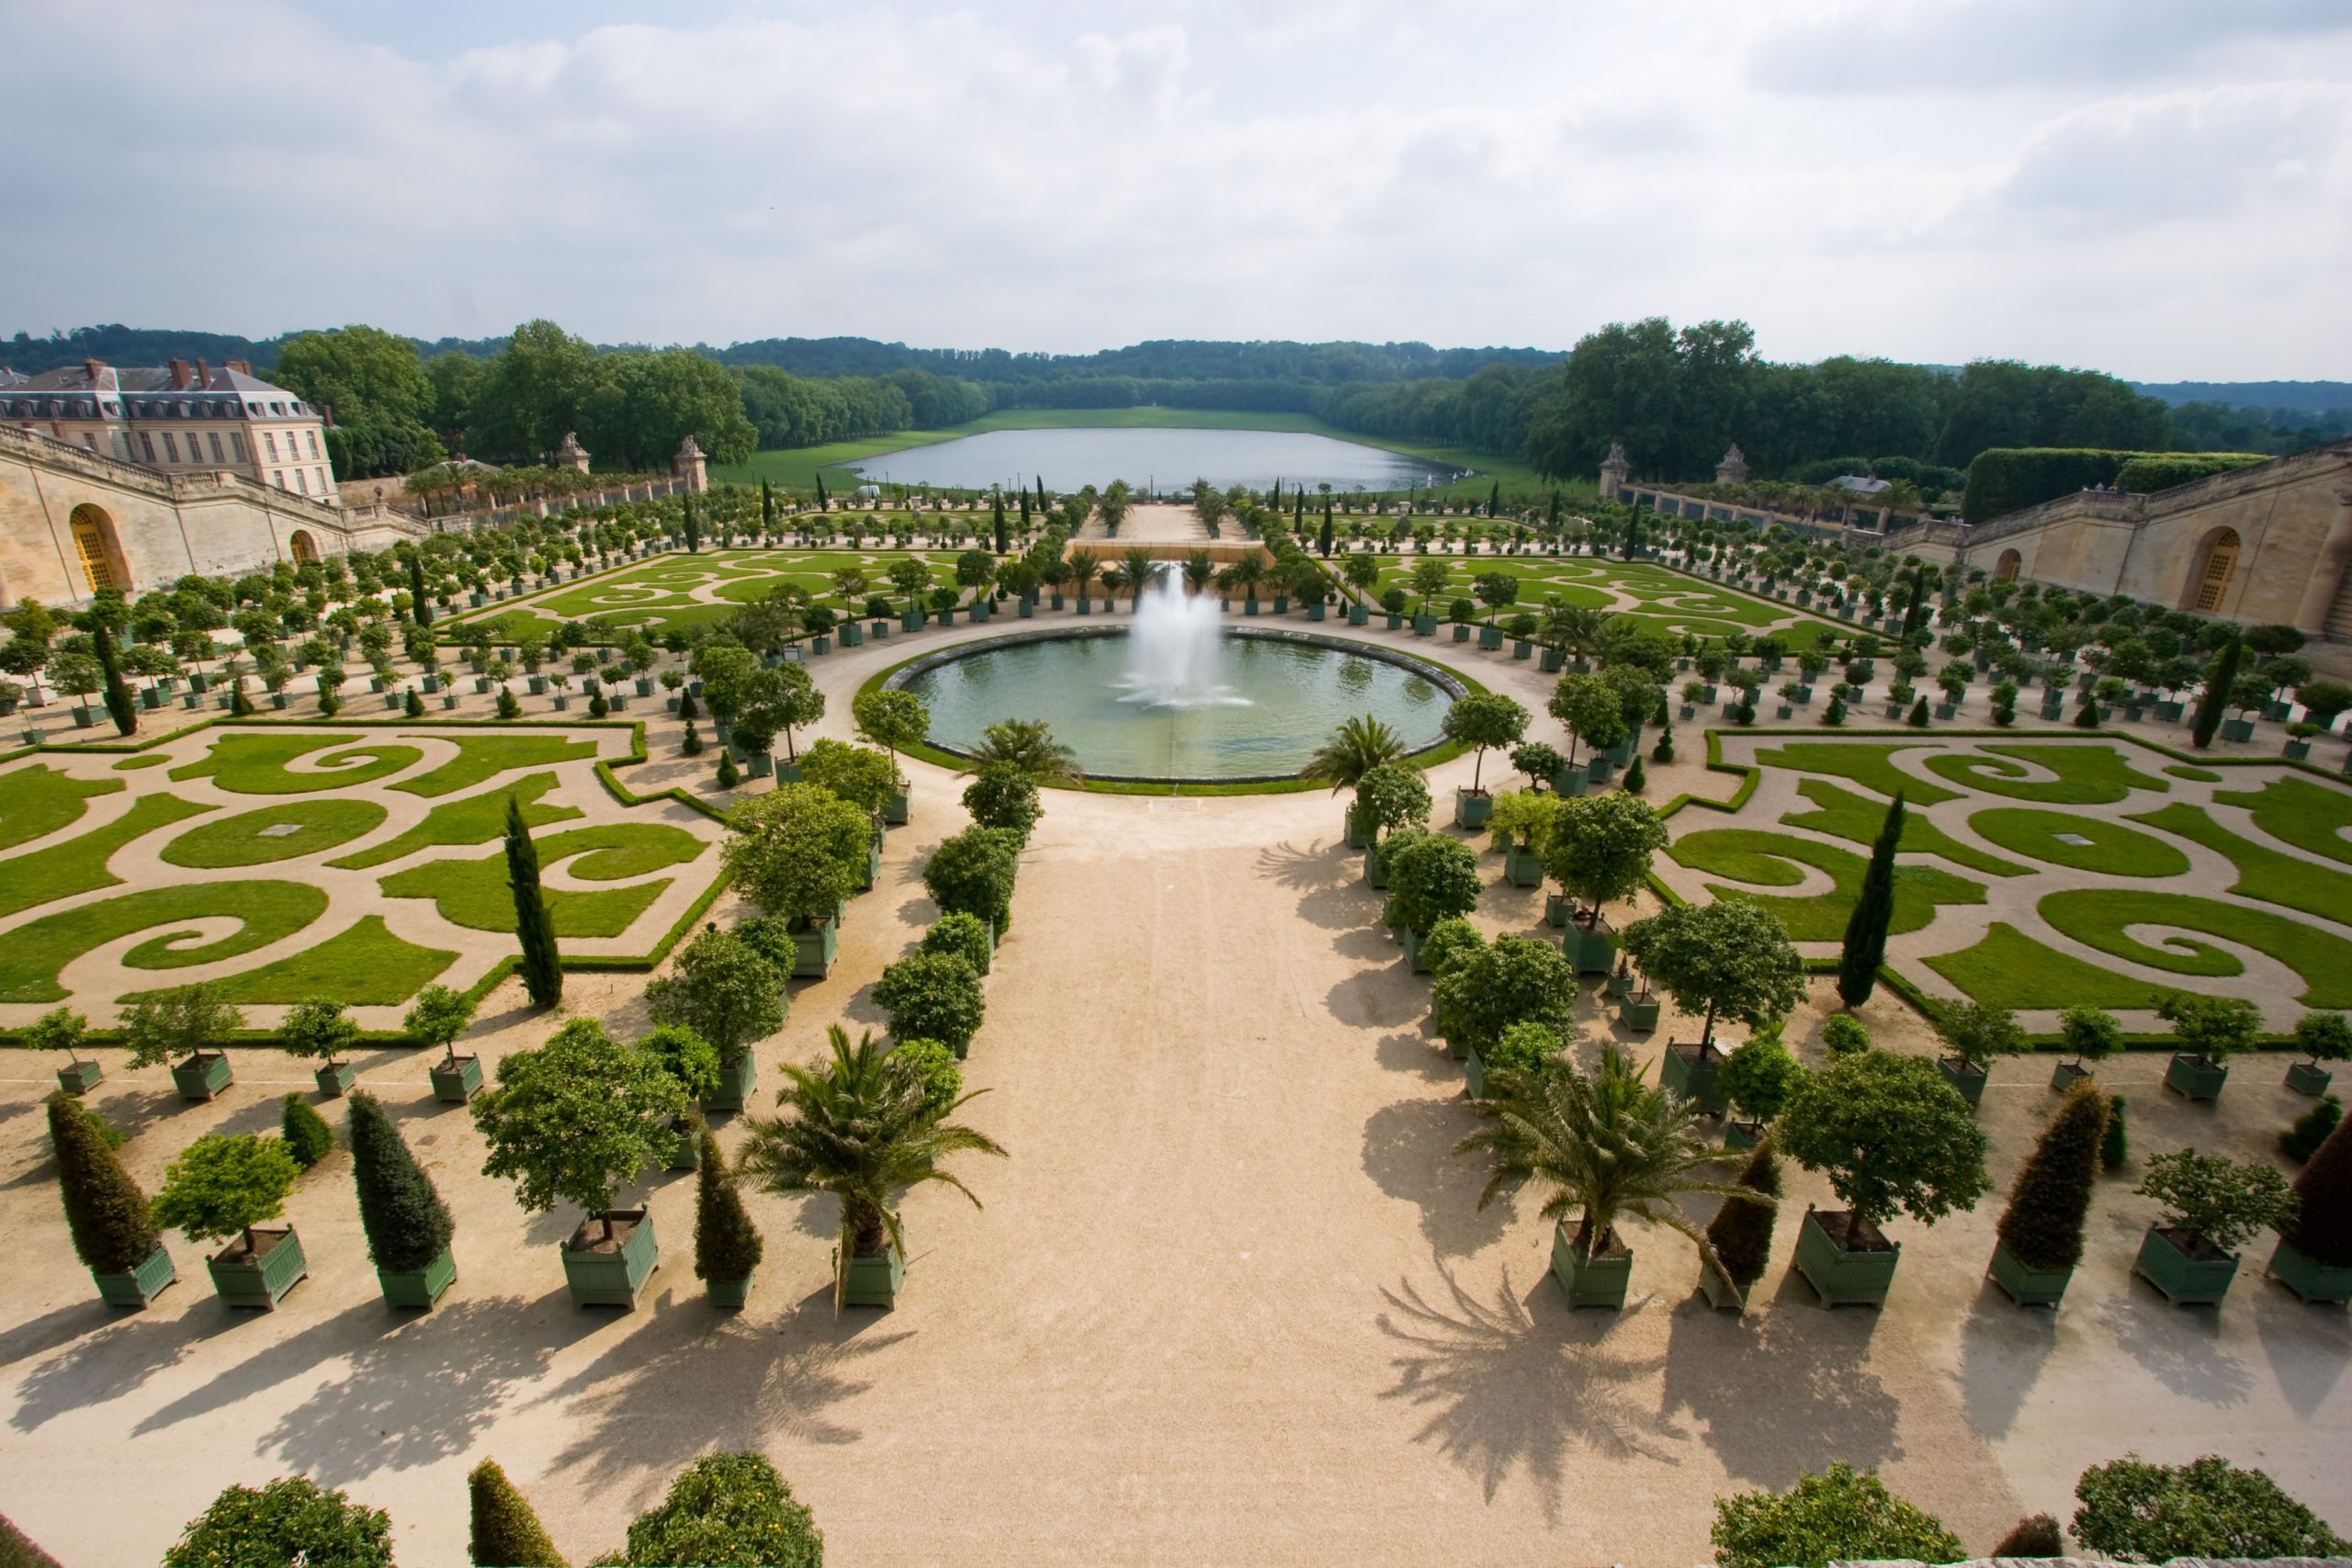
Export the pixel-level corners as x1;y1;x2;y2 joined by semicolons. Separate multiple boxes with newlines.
5;1;2348;380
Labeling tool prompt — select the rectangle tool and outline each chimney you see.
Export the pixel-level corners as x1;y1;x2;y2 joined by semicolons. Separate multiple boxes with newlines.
227;358;251;376
169;358;191;389
83;357;105;384
194;357;210;389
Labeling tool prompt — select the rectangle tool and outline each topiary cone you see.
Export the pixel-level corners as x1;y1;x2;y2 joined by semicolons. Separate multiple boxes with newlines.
2282;1100;2352;1268
1996;1080;2106;1272
48;1092;162;1275
350;1091;455;1274
694;1131;763;1286
1705;1132;1782;1300
468;1459;566;1567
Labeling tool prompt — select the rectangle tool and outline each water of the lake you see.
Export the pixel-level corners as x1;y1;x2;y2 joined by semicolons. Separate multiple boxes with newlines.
846;426;1464;493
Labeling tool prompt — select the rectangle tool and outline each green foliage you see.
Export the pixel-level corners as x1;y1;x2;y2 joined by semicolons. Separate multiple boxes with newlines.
164;1477;393;1568
1546;671;1627;763
2157;990;2261;1065
639;1022;723;1100
151;1134;302;1247
1418;918;1486;983
969;716;1082;783
48;1092;161;1274
891;1038;965;1123
280;1094;334;1170
1483;1020;1569;1083
1430;932;1578;1057
1351;761;1430;838
694;1133;765;1286
962;762;1042;838
2102;1094;2130;1171
2136;1149;2296;1251
1820;1014;1871;1056
1996;1082;2107;1271
2283;1096;2352;1263
348;1091;455;1274
280;998;360;1066
120;982;244;1069
922;825;1023;931
472;1019;687;1222
920;911;994;976
1780;1050;1991;1230
504;796;562;1008
1621;899;1804;1049
2073;1455;2346;1561
645;926;785;1059
2294;1009;2352;1064
1670;828;1987;942
1300;714;1407;792
160;798;388;870
1541;790;1668;918
1717;1030;1804;1122
873;952;987;1054
620;1452;822;1568
497;687;523;719
717;750;741;788
403;982;477;1055
1987;1513;2063;1558
1960;446;2240;523
2060;1004;2122;1066
1440;692;1531;790
2191;630;2242;750
1936;999;2028;1072
1838;793;1904;1006
723;783;872;923
797;738;897;818
1973;807;2187;876
468;1460;567;1568
2281;1095;2342;1166
1705;1134;1782;1295
0;1511;62;1568
26;1006;86;1062
1711;1462;1962;1568
1383;832;1483;936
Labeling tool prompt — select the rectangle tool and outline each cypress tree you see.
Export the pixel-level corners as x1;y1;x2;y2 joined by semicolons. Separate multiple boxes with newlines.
1704;1132;1782;1302
2281;1102;2352;1267
760;478;775;534
1837;793;1905;1005
2189;629;2242;749
504;796;562;1008
94;624;138;737
408;550;432;625
49;1092;162;1275
1487;479;1499;518
2101;1093;2129;1170
1317;513;1334;557
682;493;701;554
467;1460;567;1568
1994;1080;2107;1272
1294;488;1304;525
231;682;256;716
992;491;1009;555
349;1091;455;1274
815;474;829;511
716;750;740;789
1017;488;1031;532
694;1132;764;1289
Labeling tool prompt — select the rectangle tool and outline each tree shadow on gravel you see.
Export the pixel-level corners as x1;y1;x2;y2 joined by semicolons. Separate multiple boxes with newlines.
12;1302;243;1433
1376;1258;1679;1519
1362;1098;1510;1257
1955;1274;2057;1439
1323;970;1427;1031
2095;1283;2253;1406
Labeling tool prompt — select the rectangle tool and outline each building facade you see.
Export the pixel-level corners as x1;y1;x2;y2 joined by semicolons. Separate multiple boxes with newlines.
0;357;337;503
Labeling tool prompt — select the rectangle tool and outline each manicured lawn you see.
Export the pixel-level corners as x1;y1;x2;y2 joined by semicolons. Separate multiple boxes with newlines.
329;772;583;870
379;824;704;938
0;762;122;851
1926;921;2176;1010
1968;807;2190;877
2037;888;2352;1007
109;753;174;771
0;880;328;1002
187;916;458;1007
158;798;385;869
1780;779;2028;877
1749;741;1961;807
1668;827;1985;941
448;550;962;639
0;795;213;919
2165;764;2222;783
1921;743;2169;805
2131;803;2352;923
2213;774;2352;867
171;733;424;795
390;734;601;798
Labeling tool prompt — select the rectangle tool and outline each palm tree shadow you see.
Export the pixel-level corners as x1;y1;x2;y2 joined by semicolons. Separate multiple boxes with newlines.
1254;840;1348;894
1376;1258;1680;1518
1362;1099;1510;1256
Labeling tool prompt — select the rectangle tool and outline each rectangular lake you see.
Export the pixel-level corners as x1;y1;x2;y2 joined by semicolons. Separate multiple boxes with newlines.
846;426;1465;492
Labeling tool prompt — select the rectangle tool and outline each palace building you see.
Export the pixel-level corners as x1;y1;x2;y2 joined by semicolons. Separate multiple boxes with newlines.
0;357;337;502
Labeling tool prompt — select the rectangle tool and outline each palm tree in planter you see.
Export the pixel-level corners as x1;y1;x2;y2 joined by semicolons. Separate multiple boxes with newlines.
2130;1149;2295;1306
1778;1049;1990;1306
1066;547;1102;611
2157;991;2260;1100
969;717;1082;784
1382;833;1482;973
150;1134;308;1309
122;983;244;1102
2052;1003;2121;1091
646;927;786;1110
404;984;482;1102
280;998;362;1097
1716;1028;1805;1151
470;1019;687;1308
1621;899;1804;1112
1350;762;1431;885
1931;999;2028;1111
1987;1081;2107;1306
1542;790;1668;971
719;783;872;979
1121;546;1159;608
1440;693;1530;829
740;1025;1007;1311
851;686;928;824
2287;1008;2351;1097
1454;1046;1762;1310
695;1131;764;1308
30;1005;99;1095
1698;1133;1783;1312
348;1091;458;1308
1300;714;1407;847
48;1092;175;1308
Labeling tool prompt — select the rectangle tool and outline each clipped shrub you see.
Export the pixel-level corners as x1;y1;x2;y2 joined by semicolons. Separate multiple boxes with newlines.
1430;933;1578;1058
1905;696;1929;728
1995;1080;2107;1272
2073;1454;2346;1560
1711;1462;1961;1568
0;1512;63;1568
496;688;522;720
1988;1513;2062;1557
645;927;785;1061
467;1460;566;1568
682;721;704;756
639;1022;723;1101
961;762;1042;838
621;1451;822;1568
2101;1094;2129;1170
1719;1030;1804;1123
716;750;741;788
694;1132;764;1285
163;1477;392;1568
2280;1100;2352;1266
1480;1019;1569;1087
48;1091;162;1275
280;1094;334;1170
2281;1095;2342;1164
891;1038;964;1122
348;1091;454;1275
922;825;1023;932
873;952;986;1055
1820;1014;1871;1056
1417;918;1485;982
919;911;994;976
1621;756;1646;795
1705;1132;1782;1296
1382;831;1482;937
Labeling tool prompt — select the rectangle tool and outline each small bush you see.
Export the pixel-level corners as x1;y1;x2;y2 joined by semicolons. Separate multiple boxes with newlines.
2281;1094;2342;1164
891;1037;963;1122
1988;1513;2062;1557
2072;701;2100;728
716;751;741;788
588;692;609;719
1906;696;1929;728
873;952;986;1055
681;721;704;756
1622;757;1646;795
163;1477;392;1568
919;911;994;976
1820;1014;1871;1056
467;1459;566;1568
496;688;522;719
1705;1133;1782;1296
2101;1094;2129;1170
1711;1462;1961;1568
280;1094;334;1170
621;1451;822;1568
2283;1093;2352;1266
961;763;1042;838
1417;918;1485;982
2073;1454;2346;1560
1481;1019;1568;1085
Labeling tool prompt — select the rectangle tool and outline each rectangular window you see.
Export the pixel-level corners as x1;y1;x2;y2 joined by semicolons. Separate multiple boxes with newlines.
81;434;96;450
139;432;156;462
306;430;321;458
232;433;247;462
274;469;286;490
294;468;308;495
265;431;279;461
163;432;181;463
113;433;131;459
315;467;329;494
209;433;225;463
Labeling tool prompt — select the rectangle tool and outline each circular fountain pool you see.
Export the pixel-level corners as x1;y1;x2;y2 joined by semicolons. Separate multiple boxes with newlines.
890;626;1463;783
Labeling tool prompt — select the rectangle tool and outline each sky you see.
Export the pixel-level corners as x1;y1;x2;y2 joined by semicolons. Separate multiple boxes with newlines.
4;0;2349;380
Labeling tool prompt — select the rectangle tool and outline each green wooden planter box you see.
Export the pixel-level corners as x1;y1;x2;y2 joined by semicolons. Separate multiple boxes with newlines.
379;1246;458;1309
2286;1061;2334;1096
842;1243;906;1308
1511;640;1532;660
2267;1239;2352;1304
1792;1208;1899;1307
1724;1118;1761;1152
1606;971;1634;999
840;623;864;647
667;1119;705;1171
172;1051;234;1101
2164;1053;2229;1100
56;1059;103;1095
1343;808;1376;851
1464;1046;1488;1099
2051;1059;2092;1091
1477;626;1504;651
1550;1223;1633;1310
95;1244;178;1310
1618;995;1661;1032
1565;921;1615;976
1539;648;1566;672
1661;1042;1726;1113
1697;1261;1747;1313
791;917;839;978
1503;844;1544;887
431;1054;483;1102
2222;718;2257;743
858;833;883;891
707;1273;754;1309
1452;624;1472;643
1453;788;1493;829
1413;615;1437;636
563;1211;659;1308
207;1227;309;1310
1385;613;1405;631
1399;926;1432;975
702;1052;757;1113
1938;1056;1987;1110
2133;1224;2237;1305
1987;1240;2073;1307
1552;763;1589;795
1363;846;1387;889
1587;753;1615;785
1544;892;1572;930
1306;603;1328;622
885;789;910;827
314;1062;356;1098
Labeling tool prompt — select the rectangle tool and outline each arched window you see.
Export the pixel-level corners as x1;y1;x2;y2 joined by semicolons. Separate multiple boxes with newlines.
1995;548;2022;583
67;503;125;593
288;529;319;564
2188;528;2240;614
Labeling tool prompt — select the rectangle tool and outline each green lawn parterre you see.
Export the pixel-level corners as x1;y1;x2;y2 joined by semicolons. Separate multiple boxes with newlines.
443;549;965;640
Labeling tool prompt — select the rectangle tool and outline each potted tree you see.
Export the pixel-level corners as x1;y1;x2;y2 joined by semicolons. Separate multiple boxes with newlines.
470;1019;687;1308
1717;1028;1804;1151
1544;791;1668;973
165;1478;393;1567
2287;1009;2351;1097
618;1452;825;1567
718;783;872;978
1987;1081;2108;1306
281;998;361;1097
1547;672;1627;790
2072;1455;2346;1561
874;950;988;1058
1486;789;1559;888
921;825;1024;936
1350;761;1430;883
1698;1134;1782;1312
1779;1049;1991;1305
2158;990;2259;1100
741;1025;1006;1310
31;1006;100;1095
151;1134;308;1309
2132;1148;2295;1306
1383;833;1483;972
349;1090;458;1308
1300;714;1408;848
122;983;243;1101
1712;1465;1962;1568
695;1131;764;1308
1440;693;1529;829
1623;900;1804;1113
1433;931;1578;1069
2052;1003;2120;1090
1454;1046;1762;1311
640;1023;721;1168
1932;999;2028;1111
48;1092;176;1308
405;984;482;1102
646;926;786;1111
851;687;928;825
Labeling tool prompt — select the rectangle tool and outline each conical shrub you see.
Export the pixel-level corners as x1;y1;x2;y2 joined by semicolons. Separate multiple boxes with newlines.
2101;1094;2129;1170
467;1460;566;1568
1706;1133;1782;1293
349;1092;454;1273
694;1132;763;1284
0;1508;64;1568
1996;1080;2107;1272
280;1094;334;1169
48;1092;161;1274
2281;1102;2352;1268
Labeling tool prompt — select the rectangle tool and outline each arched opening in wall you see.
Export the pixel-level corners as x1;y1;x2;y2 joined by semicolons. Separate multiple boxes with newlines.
2188;527;2241;614
1995;548;2022;583
66;503;127;594
288;529;319;564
